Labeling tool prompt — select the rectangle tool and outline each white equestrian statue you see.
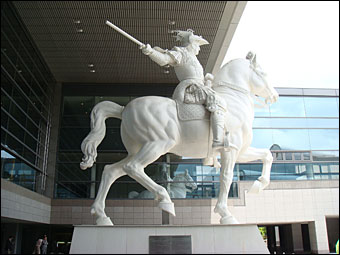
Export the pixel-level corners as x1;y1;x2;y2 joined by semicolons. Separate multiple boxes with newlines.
128;169;197;199
79;49;278;225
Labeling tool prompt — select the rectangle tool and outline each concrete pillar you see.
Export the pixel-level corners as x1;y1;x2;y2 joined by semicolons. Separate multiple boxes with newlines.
292;223;303;253
14;223;22;254
90;164;96;198
45;82;62;198
306;164;314;179
309;218;330;254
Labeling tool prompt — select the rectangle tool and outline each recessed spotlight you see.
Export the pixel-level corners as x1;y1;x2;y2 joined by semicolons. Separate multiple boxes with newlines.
90;70;96;73
169;20;175;25
88;64;94;67
76;29;83;33
164;70;170;74
74;20;81;24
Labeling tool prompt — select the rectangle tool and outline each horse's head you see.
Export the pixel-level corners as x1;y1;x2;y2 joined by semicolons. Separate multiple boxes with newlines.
247;51;279;104
180;169;197;190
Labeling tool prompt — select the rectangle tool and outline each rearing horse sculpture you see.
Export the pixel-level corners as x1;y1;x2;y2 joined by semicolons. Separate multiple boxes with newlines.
80;55;278;225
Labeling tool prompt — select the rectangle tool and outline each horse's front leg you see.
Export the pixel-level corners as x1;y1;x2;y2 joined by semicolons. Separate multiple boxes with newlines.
237;147;272;194
214;148;240;224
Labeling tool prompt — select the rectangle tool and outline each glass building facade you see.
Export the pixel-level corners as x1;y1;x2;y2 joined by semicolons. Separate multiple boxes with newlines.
1;1;55;193
54;85;339;200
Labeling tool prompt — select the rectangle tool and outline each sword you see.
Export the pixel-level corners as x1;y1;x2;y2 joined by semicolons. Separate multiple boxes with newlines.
105;20;146;48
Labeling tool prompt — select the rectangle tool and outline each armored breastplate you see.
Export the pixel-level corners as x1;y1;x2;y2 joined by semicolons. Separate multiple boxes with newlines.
174;52;204;81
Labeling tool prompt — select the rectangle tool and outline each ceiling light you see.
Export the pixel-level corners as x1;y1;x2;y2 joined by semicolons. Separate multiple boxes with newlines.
74;20;81;24
88;64;94;67
76;29;83;33
164;70;170;74
169;20;176;25
90;70;96;73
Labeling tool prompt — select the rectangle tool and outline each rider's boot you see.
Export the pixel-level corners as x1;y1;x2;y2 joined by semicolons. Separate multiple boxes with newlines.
211;110;228;151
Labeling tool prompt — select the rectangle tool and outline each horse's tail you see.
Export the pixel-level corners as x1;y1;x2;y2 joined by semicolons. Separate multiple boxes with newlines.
80;101;124;170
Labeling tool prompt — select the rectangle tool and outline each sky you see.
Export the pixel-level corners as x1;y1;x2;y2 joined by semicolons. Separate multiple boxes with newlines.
222;1;339;89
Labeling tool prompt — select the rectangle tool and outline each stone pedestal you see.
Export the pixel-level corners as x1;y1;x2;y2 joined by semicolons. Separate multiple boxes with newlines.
70;224;269;254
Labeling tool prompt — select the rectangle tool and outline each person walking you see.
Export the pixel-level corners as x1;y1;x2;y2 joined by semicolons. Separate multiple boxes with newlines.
5;236;15;254
41;235;48;254
33;239;42;254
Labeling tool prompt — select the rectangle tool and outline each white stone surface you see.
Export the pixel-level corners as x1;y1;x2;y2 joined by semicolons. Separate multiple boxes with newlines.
70;224;269;254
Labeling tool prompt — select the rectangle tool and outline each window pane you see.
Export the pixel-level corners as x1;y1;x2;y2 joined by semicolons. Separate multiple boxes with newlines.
272;129;311;150
309;129;339;150
63;96;94;115
294;153;301;160
254;104;270;117
307;118;339;128
285;153;293;160
251;129;274;149
269;118;308;128
312;151;339;161
304;97;339;117
1;150;37;191
269;96;306;117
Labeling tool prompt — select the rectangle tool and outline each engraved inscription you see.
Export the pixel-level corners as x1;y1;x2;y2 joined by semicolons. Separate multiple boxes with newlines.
149;235;192;254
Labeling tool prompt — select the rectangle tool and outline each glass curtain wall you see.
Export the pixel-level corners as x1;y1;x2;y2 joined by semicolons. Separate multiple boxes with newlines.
1;2;55;192
57;86;339;199
247;95;339;181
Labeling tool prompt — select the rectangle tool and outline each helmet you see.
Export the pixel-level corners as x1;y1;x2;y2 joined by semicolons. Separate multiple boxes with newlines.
174;29;209;47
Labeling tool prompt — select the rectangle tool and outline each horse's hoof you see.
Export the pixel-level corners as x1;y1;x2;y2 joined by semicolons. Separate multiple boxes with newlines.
80;160;93;170
213;159;221;168
220;215;239;225
203;157;214;166
248;180;262;194
159;201;176;216
96;216;113;226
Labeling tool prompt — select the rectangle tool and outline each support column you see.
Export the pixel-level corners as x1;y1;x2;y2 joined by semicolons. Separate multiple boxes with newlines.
292;223;304;253
90;164;96;198
46;82;62;198
14;223;22;254
309;217;330;254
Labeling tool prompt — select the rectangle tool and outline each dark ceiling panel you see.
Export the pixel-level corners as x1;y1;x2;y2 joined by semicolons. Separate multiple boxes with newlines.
13;1;228;84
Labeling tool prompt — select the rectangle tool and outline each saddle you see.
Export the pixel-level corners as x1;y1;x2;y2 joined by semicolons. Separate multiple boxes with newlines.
174;82;210;121
175;100;210;121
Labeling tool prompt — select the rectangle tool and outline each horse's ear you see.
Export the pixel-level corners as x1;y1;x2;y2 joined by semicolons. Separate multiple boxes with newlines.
252;54;257;66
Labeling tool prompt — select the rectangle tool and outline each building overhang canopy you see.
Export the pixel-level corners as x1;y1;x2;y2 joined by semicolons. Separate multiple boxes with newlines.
13;1;246;84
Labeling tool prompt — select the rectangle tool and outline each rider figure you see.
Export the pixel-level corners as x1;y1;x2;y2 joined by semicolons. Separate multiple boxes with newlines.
140;29;230;151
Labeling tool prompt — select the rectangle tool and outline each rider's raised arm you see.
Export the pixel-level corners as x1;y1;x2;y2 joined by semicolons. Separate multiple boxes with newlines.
141;44;179;67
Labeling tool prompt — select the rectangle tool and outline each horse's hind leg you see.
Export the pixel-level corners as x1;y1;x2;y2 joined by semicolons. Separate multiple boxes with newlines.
91;157;130;225
237;147;273;194
123;140;176;216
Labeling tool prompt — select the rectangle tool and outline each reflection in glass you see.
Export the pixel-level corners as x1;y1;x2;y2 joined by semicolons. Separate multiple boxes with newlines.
307;118;339;128
304;97;339;117
1;150;37;191
269;96;305;117
251;129;274;149
308;129;339;150
293;153;301;160
312;151;339;161
272;129;311;150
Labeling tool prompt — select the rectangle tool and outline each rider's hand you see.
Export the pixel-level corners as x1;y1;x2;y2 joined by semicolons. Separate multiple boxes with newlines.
140;44;153;55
